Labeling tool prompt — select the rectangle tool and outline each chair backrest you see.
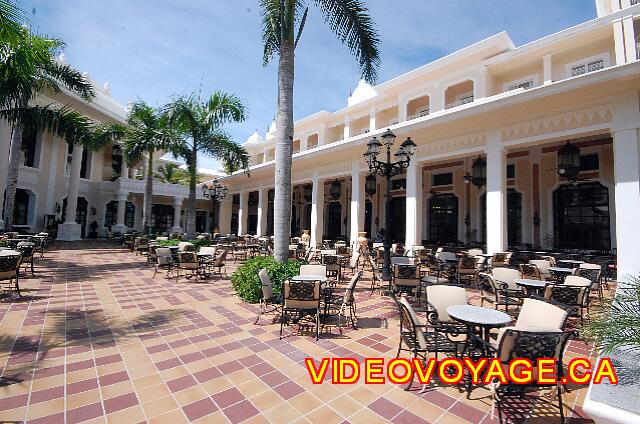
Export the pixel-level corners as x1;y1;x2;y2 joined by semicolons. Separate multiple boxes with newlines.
519;263;541;280
283;280;321;309
214;250;228;266
336;245;349;255
491;252;511;266
516;298;568;330
529;259;551;275
199;246;217;256
492;267;521;290
564;275;591;287
467;248;483;257
178;251;198;264
156;248;172;265
436;251;457;262
425;285;468;323
579;263;601;270
575;267;601;284
393;265;420;287
372;242;383;250
397;296;427;350
258;268;273;300
349;251;360;268
0;254;21;279
156;236;169;241
299;264;326;276
497;329;573;367
321;255;340;270
16;242;35;258
544;283;589;306
178;242;194;252
458;256;478;271
342;271;362;304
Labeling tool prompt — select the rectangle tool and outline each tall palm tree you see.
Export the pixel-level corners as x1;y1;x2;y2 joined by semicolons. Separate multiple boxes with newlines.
103;101;174;234
1;25;95;231
259;0;380;261
154;162;184;185
164;91;250;239
0;0;23;45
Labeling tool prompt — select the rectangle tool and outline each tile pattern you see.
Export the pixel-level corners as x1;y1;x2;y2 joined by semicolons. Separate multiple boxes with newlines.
0;242;599;423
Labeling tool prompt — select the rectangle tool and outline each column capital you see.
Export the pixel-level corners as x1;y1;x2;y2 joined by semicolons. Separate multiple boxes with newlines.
173;197;184;206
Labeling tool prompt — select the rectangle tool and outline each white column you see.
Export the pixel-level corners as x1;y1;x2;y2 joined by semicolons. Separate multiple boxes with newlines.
612;128;640;277
120;156;129;179
171;197;183;234
57;145;83;240
543;54;553;85
343;116;351;140
621;0;631;9
112;191;128;234
486;144;507;254
237;191;247;235
349;165;365;247
405;162;423;249
431;84;444;112
614;19;627;65
369;107;377;132
398;95;408;122
611;0;621;12
622;15;637;62
256;188;268;236
310;177;325;247
219;196;232;234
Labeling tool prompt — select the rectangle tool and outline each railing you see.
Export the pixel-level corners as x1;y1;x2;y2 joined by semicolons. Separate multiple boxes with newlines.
445;96;474;109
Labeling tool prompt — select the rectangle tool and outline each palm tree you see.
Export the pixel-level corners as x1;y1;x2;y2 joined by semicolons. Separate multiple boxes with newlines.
164;91;250;239
259;0;380;261
104;101;174;234
1;25;95;231
0;0;23;45
154;162;184;185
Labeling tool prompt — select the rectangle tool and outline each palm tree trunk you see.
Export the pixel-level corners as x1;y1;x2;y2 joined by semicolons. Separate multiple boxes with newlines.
4;120;24;232
273;41;295;262
144;151;153;234
186;152;197;239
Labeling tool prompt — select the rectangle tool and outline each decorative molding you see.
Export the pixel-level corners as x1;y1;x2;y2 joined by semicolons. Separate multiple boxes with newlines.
317;160;353;178
415;133;486;157
502;104;613;142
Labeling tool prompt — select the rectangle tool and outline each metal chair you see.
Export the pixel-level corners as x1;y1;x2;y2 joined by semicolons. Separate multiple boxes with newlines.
0;254;22;297
255;268;283;324
280;279;322;340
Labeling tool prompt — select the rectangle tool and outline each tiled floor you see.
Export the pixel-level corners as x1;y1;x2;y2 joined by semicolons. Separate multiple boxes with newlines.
0;242;596;423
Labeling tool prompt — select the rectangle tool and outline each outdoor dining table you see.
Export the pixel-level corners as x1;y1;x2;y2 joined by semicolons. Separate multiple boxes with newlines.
0;250;21;256
557;259;584;267
447;304;512;395
515;278;547;296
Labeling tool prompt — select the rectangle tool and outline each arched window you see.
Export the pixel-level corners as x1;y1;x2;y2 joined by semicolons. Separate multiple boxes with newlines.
105;201;135;228
429;193;458;244
553;182;610;250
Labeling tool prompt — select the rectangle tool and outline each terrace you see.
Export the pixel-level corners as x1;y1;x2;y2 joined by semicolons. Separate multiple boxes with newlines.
0;240;604;423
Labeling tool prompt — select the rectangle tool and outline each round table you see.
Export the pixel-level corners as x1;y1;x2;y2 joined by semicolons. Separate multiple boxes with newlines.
548;267;574;282
291;275;328;283
515;278;547;296
557;259;584;267
0;250;20;256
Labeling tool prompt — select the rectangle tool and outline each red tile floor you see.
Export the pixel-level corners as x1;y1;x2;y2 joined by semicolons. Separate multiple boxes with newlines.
0;242;596;423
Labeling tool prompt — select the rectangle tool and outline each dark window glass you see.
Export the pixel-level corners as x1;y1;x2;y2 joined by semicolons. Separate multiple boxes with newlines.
432;173;453;186
553;182;610;250
507;164;515;179
14;189;29;225
507;189;522;247
233;194;240;205
580;154;599;171
150;204;174;233
429;194;458;244
391;179;406;190
21;130;37;167
105;201;135;228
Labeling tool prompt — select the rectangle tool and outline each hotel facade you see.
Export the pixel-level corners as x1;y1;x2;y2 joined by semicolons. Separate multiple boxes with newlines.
218;0;640;282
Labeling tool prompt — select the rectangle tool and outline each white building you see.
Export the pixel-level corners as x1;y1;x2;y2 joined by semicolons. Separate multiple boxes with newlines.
0;69;222;239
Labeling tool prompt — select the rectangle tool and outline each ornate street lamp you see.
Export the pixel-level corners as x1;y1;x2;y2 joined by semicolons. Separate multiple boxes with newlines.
365;174;377;196
201;179;228;233
363;129;416;281
330;180;342;200
464;155;486;188
557;141;581;182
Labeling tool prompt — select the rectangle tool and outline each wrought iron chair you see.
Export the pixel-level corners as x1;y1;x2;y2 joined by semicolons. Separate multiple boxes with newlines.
153;248;173;278
392;264;422;304
177;251;200;280
487;329;576;424
529;259;552;280
490;252;512;268
321;254;341;285
255;268;282;324
324;271;362;329
210;250;228;278
424;285;468;360
543;277;591;323
519;263;542;280
479;272;525;312
0;254;22;297
280;279;322;340
576;264;603;298
16;242;36;275
457;256;479;287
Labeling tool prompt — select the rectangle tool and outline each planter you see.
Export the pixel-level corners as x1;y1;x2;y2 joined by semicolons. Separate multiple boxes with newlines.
301;229;310;245
357;231;368;249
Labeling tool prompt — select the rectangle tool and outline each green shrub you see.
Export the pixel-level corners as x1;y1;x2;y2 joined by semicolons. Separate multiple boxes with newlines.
231;256;303;303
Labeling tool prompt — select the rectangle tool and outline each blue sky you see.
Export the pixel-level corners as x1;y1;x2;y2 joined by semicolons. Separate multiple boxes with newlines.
23;0;597;170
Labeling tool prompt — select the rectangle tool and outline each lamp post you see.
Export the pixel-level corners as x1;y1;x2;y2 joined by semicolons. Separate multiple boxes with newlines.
364;129;416;281
201;179;228;233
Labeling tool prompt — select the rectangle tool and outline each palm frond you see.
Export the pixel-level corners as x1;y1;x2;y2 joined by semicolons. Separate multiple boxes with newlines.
313;0;380;82
260;0;284;65
42;60;95;100
0;0;24;45
199;130;251;175
204;91;247;130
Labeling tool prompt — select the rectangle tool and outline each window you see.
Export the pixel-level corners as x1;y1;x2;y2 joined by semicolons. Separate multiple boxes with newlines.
151;205;174;233
553;182;610;250
391;179;406;190
105;201;135;228
432;173;453;186
507;164;516;179
21;130;37;167
14;189;29;225
64;144;90;178
507;190;522;247
580;154;599;172
503;74;539;92
429;194;458;244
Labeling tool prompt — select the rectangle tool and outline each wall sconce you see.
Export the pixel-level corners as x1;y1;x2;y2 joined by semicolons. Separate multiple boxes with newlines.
533;212;541;227
91;207;97;216
55;202;61;214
